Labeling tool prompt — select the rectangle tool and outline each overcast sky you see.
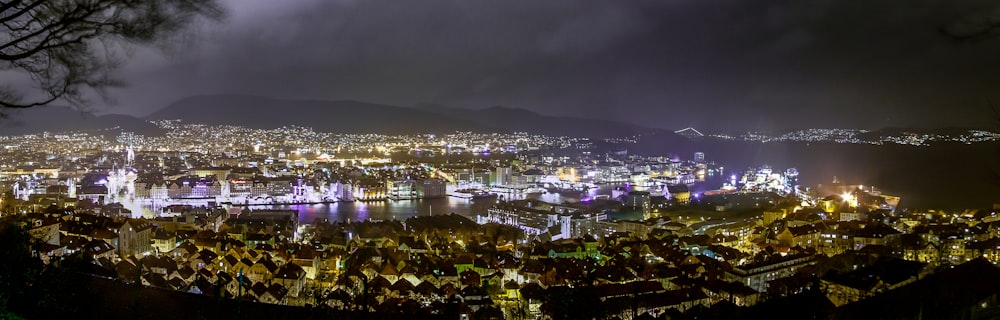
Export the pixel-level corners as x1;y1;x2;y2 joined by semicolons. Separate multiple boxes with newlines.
19;0;1000;132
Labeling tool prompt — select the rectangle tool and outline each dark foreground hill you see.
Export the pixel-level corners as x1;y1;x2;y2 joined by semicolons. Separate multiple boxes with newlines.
21;272;449;320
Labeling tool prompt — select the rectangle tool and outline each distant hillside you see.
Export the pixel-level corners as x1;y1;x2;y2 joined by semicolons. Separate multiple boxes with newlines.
147;95;684;139
0;106;162;136
856;126;992;141
146;95;491;134
417;104;683;139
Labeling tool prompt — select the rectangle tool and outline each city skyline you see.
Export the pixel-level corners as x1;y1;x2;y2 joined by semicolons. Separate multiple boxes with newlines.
3;116;1000;319
4;2;1000;319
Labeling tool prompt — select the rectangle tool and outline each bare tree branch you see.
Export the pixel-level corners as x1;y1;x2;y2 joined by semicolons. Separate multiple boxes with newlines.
0;0;224;111
940;17;1000;42
0;0;46;24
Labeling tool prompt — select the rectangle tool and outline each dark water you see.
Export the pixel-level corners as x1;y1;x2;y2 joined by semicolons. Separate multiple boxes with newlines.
268;175;731;224
258;141;1000;223
640;141;1000;210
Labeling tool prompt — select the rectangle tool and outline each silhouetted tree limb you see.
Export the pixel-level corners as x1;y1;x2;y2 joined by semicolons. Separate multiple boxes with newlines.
940;17;1000;42
0;0;224;110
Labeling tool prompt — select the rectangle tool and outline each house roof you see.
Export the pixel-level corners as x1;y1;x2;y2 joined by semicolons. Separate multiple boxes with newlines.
786;224;822;237
89;228;118;240
251;282;269;297
266;283;288;300
390;278;415;292
836;258;1000;319
123;219;154;232
256;258;279;273
274;263;305;280
855;223;902;238
195;249;218;261
143;273;170;288
84;239;116;256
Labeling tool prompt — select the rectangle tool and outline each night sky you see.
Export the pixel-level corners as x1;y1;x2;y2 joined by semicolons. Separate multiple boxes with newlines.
9;0;1000;132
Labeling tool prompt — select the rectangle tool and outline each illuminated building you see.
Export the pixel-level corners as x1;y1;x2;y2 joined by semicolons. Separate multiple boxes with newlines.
192;167;232;181
667;185;690;204
494;166;512;186
481;200;611;239
557;167;579;182
819;196;838;213
66;178;76;198
327;182;354;201
386;179;417;200
623;191;651;212
821;258;926;307
724;253;816;292
763;209;787;226
416;179;446;199
840;211;865;222
773;224;822;247
852;223;902;250
118;219;154;257
0;167;60;179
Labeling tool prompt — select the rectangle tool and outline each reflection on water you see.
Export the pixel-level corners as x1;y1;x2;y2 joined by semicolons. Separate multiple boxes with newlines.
284;177;726;224
132;177;729;224
264;196;498;224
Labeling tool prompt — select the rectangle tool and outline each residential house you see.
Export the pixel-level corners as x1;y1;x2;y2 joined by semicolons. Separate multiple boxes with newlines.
118;219;154;257
273;263;306;298
152;229;178;253
774;224;822;248
724;253;817;292
822;258;926;306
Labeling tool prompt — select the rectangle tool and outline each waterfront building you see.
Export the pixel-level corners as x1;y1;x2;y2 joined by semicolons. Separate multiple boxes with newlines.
387;179;417;200
416;178;446;199
480;199;611;239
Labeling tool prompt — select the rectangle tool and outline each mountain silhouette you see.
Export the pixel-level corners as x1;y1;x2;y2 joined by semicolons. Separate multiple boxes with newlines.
0;106;162;136
148;94;669;138
146;94;489;134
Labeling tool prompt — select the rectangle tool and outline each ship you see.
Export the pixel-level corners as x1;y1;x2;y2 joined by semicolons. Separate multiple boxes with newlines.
546;187;584;197
524;186;546;195
451;188;496;199
472;191;497;199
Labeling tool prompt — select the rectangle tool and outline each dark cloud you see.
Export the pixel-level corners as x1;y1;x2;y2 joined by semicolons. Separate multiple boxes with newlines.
64;0;1000;131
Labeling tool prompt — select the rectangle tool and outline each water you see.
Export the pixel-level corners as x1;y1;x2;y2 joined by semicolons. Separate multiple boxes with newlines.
629;139;1000;209
256;175;731;224
261;197;497;224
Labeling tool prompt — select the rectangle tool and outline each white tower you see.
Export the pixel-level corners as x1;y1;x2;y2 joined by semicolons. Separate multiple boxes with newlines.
67;178;77;198
126;144;135;168
12;181;23;200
